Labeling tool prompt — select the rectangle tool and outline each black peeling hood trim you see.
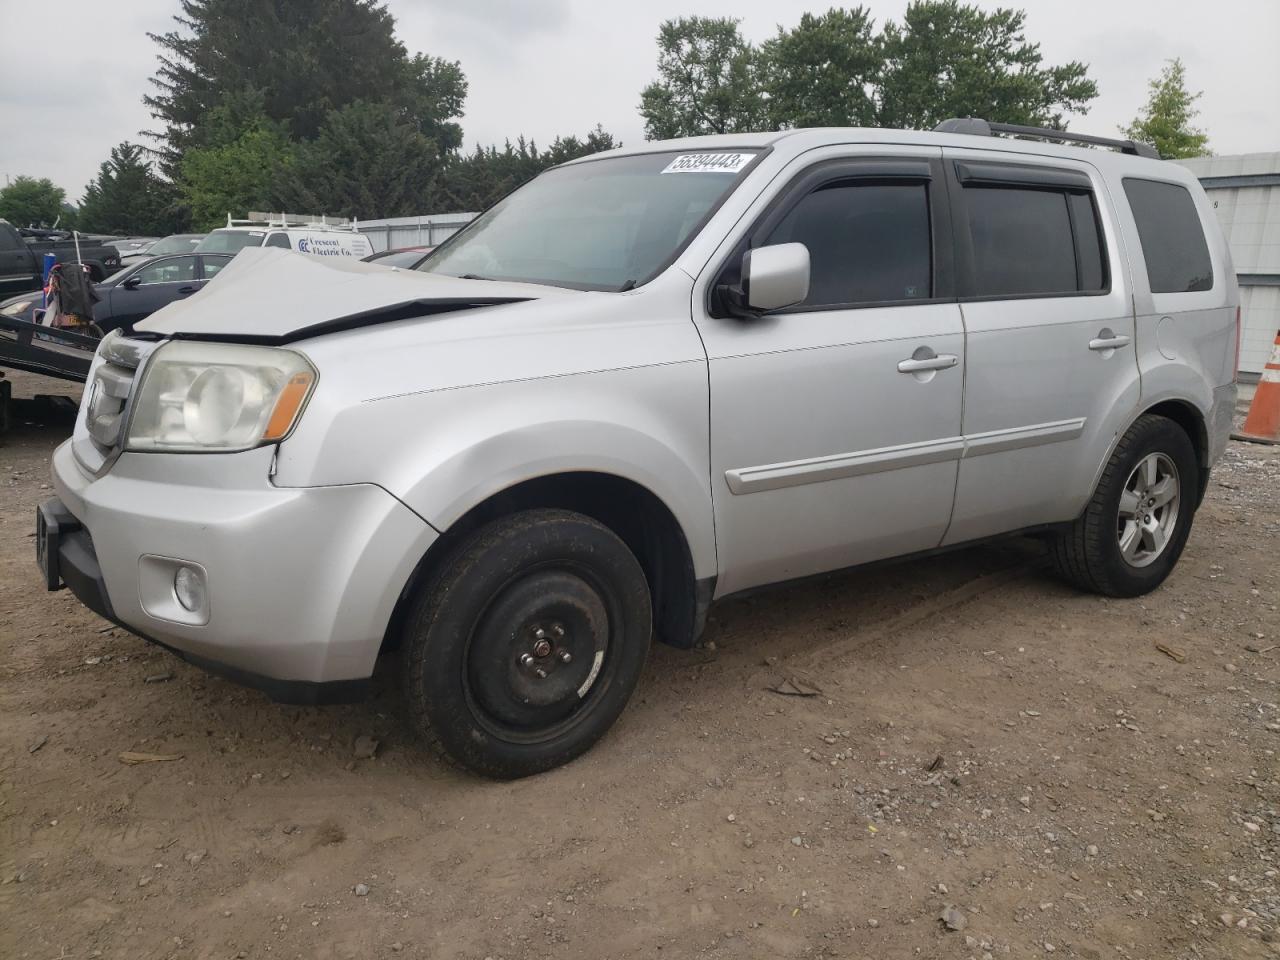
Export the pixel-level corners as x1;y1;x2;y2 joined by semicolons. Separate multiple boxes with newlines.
163;296;533;346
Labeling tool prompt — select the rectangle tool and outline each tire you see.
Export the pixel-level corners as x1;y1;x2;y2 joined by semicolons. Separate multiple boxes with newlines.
400;508;652;779
1050;414;1199;598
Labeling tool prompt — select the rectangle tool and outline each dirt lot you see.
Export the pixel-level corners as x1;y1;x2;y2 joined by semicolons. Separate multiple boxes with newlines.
2;370;1278;960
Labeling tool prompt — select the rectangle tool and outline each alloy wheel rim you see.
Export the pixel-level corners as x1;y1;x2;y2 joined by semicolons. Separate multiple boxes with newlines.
1116;452;1180;569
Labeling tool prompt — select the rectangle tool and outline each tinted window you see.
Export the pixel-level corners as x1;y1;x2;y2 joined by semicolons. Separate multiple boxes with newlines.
764;182;931;306
201;255;233;279
133;257;196;284
0;226;21;251
1122;178;1212;293
1069;193;1106;292
965;187;1077;296
265;233;291;249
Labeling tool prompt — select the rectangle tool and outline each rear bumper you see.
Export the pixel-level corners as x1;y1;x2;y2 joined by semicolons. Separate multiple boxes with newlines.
46;440;437;699
1209;382;1237;465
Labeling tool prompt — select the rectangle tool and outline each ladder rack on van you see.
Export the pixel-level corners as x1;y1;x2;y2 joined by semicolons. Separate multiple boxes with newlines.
934;118;1161;160
225;212;361;232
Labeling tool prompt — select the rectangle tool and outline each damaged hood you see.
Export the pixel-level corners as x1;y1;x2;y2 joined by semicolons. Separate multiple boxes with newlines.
136;247;577;343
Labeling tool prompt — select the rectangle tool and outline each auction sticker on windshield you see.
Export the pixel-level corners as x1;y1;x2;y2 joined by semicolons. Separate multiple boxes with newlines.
661;153;754;174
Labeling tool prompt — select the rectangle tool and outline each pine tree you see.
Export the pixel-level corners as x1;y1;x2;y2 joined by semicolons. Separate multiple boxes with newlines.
78;143;182;235
1122;59;1210;159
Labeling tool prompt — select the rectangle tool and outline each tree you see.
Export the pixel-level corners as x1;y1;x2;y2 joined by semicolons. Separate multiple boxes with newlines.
145;0;465;173
78;143;182;235
640;4;1099;138
283;101;447;219
877;1;1097;130
759;8;881;129
0;176;67;227
639;17;764;140
1122;59;1210;159
178;113;299;230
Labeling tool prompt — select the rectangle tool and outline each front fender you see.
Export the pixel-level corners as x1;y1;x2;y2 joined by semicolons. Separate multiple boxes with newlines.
275;361;718;580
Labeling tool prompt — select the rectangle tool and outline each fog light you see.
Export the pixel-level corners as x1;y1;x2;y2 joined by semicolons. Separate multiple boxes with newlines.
174;565;206;612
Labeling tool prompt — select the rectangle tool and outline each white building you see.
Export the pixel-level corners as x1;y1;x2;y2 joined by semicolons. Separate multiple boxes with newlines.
1175;152;1280;377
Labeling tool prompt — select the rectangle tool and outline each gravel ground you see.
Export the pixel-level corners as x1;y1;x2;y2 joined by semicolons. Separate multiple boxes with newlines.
1;370;1278;960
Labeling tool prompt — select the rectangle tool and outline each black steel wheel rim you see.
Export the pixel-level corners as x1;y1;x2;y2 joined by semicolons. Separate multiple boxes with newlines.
462;560;620;744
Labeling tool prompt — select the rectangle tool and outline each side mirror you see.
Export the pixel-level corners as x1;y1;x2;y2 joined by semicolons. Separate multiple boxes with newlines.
122;276;141;290
718;243;810;317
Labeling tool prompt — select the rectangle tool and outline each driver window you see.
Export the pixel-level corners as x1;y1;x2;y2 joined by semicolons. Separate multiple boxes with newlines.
133;258;197;285
265;233;291;249
764;181;932;308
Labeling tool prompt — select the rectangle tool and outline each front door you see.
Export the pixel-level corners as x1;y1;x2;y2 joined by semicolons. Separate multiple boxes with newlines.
695;148;967;596
939;151;1141;545
103;255;200;329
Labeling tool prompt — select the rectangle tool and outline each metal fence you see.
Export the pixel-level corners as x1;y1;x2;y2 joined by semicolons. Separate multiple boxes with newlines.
355;213;477;252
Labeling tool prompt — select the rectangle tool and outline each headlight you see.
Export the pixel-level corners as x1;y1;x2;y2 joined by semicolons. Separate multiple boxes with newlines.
1;298;34;317
125;340;316;452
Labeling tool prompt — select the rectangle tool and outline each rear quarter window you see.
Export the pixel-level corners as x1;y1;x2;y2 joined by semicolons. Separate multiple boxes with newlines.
1122;178;1213;293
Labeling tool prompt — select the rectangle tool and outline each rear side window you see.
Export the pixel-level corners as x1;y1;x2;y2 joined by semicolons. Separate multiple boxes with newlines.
961;184;1108;298
1122;178;1213;293
764;182;932;307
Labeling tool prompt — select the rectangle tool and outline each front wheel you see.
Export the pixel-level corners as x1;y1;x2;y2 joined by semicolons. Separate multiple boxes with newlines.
400;509;652;779
1050;414;1199;597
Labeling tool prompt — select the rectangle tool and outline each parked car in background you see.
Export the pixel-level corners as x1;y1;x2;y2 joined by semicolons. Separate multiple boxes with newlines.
0;252;231;332
363;246;435;269
117;234;205;267
108;237;160;262
40;120;1238;779
91;252;232;333
197;213;373;259
0;219;122;296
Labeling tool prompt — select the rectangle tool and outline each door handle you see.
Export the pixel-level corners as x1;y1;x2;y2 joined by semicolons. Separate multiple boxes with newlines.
177;286;196;295
1089;334;1131;351
897;353;959;373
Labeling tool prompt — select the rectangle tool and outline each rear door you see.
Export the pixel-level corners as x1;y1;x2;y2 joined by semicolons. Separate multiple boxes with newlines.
941;151;1141;544
197;254;234;281
695;146;967;596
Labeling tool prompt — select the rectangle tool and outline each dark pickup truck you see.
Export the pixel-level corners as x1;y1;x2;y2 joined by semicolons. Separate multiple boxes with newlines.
0;219;121;298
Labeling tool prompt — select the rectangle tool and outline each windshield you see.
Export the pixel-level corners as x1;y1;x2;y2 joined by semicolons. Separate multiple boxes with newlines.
148;235;202;256
419;150;760;291
196;230;266;254
368;248;431;268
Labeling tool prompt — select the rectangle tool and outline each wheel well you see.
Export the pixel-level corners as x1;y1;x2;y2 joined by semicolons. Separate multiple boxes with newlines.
382;472;703;656
1144;400;1210;502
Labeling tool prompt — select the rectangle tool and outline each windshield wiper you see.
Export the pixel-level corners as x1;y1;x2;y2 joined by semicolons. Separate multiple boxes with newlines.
458;273;497;281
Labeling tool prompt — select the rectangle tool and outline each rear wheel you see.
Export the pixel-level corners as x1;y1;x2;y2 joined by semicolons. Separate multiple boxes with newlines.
400;509;652;779
1050;414;1198;597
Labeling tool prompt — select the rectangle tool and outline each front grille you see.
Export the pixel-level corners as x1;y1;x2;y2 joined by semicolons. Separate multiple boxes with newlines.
73;333;157;476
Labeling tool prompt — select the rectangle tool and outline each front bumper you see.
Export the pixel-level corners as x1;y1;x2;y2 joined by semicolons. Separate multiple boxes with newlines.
44;440;437;702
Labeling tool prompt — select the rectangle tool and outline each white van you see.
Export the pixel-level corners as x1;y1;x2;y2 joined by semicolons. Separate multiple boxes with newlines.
195;213;373;260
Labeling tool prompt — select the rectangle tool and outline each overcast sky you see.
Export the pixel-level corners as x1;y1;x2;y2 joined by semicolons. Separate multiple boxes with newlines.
1;0;1276;204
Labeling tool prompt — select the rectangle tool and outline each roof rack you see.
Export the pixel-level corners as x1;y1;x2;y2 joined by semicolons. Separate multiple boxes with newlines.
224;212;361;232
934;118;1160;160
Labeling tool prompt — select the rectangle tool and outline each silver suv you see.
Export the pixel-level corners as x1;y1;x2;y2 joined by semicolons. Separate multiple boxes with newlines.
39;120;1239;778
